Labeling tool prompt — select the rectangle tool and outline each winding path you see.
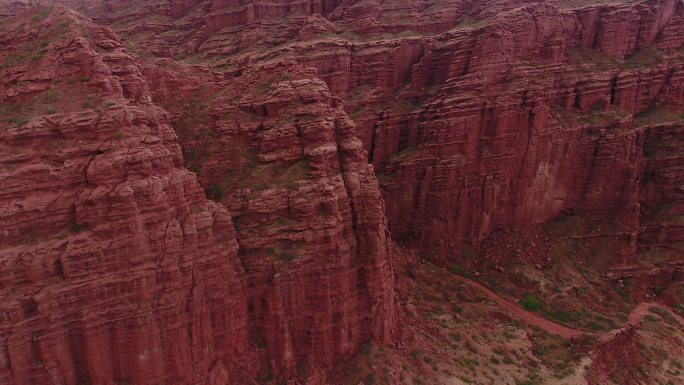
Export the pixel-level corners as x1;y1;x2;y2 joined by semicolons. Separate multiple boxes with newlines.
460;277;680;339
626;302;664;325
460;277;584;339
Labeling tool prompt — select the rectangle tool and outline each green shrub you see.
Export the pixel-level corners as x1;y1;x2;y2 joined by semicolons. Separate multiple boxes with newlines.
43;89;59;103
465;340;478;353
585;320;605;330
30;7;52;23
278;252;295;262
7;116;29;126
361;342;372;356
634;107;683;127
266;247;297;262
205;184;224;202
543;307;579;324
520;295;541;311
624;46;663;69
2;44;46;67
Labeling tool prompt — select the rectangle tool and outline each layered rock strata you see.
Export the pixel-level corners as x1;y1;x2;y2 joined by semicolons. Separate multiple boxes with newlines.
0;6;395;384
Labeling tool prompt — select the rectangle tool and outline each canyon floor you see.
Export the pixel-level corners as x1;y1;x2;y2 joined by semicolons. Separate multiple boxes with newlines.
330;249;684;385
328;215;684;385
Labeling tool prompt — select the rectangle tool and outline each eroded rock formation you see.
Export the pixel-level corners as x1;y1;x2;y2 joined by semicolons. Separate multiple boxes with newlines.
0;6;395;384
47;0;682;264
1;0;683;383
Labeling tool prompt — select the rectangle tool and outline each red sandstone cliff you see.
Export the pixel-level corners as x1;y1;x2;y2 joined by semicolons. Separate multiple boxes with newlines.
45;0;682;267
0;7;254;384
369;0;684;263
0;6;395;384
1;0;683;384
141;59;397;382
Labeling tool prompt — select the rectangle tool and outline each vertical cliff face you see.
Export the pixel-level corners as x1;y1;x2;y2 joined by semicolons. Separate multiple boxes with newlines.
0;7;253;385
76;0;683;265
370;0;684;261
0;6;396;385
206;0;341;29
1;0;683;384
142;60;396;381
638;120;684;276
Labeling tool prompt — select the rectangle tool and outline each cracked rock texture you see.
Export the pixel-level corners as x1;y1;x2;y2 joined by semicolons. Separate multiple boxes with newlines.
33;0;681;264
1;0;683;384
0;6;395;385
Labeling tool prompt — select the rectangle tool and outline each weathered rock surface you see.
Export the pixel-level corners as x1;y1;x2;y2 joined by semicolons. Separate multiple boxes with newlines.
59;0;683;267
141;59;396;382
368;0;684;262
0;6;395;385
1;0;683;383
0;7;258;385
0;0;31;18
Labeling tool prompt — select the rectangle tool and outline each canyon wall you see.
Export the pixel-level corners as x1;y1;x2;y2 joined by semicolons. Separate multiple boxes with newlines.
363;0;684;260
0;8;254;385
142;58;398;381
1;0;683;383
115;0;681;263
0;6;395;385
207;0;341;30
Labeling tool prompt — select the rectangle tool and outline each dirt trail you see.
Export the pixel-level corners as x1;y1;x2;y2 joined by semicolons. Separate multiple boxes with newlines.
461;279;681;340
627;302;658;325
460;278;584;339
626;301;684;325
